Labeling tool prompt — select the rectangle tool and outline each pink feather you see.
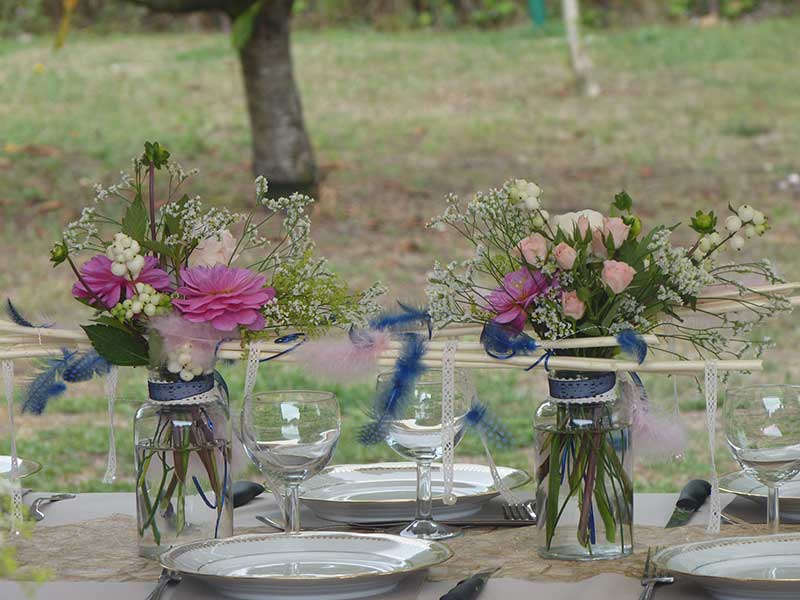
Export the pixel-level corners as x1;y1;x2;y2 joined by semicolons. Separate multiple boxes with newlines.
148;313;230;371
623;378;687;459
292;330;390;381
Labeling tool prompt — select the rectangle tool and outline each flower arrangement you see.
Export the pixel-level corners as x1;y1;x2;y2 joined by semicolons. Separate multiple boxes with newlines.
426;178;791;559
427;179;789;360
46;141;383;387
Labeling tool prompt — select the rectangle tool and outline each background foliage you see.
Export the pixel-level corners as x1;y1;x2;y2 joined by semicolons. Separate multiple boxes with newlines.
1;0;797;36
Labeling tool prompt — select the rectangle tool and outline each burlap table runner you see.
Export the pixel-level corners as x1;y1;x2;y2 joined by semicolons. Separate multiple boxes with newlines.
13;514;781;584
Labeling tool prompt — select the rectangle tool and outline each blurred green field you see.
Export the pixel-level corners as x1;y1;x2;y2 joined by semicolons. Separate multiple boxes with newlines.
1;18;798;493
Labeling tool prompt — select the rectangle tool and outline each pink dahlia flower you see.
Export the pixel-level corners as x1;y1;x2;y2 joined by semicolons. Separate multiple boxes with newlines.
484;268;550;332
71;254;171;309
173;265;275;331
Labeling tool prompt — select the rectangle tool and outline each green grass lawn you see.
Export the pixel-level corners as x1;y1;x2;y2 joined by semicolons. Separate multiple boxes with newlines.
1;18;798;493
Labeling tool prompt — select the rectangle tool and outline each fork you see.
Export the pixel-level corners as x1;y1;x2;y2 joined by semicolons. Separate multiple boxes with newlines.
501;501;537;523
29;493;76;521
639;546;674;600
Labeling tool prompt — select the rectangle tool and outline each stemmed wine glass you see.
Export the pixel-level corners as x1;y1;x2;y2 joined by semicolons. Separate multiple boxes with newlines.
724;384;800;533
380;368;469;540
240;390;341;533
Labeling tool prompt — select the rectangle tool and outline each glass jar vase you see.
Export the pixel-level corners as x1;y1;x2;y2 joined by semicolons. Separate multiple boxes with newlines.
134;370;233;559
533;370;633;561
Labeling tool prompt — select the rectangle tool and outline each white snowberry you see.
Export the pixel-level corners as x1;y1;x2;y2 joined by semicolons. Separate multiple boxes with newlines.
751;210;765;226
725;215;742;233
737;204;755;222
730;235;745;251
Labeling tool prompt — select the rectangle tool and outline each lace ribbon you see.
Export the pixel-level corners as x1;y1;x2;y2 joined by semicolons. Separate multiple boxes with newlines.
440;340;458;506
705;361;721;533
241;342;284;515
2;360;23;533
102;366;119;484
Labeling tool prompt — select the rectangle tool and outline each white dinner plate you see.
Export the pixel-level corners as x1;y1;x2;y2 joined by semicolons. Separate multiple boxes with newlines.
654;534;800;600
0;455;41;479
160;532;452;600
719;471;800;521
299;462;530;523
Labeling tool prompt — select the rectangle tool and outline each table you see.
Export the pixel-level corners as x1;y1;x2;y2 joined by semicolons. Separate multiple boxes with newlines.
0;491;770;599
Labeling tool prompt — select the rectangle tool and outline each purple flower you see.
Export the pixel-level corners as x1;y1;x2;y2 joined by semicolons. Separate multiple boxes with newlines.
485;268;550;332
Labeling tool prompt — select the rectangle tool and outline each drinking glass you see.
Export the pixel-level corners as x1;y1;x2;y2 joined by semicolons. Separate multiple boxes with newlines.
240;390;341;533
724;384;800;533
380;369;470;540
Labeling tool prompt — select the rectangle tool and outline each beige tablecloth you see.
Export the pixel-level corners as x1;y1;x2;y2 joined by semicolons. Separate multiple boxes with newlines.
1;491;772;599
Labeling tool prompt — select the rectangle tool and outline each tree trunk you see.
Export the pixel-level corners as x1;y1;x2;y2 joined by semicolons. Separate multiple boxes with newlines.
238;0;317;198
561;0;599;97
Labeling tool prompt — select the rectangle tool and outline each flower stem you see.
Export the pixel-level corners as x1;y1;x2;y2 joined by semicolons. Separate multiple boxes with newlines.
148;162;157;242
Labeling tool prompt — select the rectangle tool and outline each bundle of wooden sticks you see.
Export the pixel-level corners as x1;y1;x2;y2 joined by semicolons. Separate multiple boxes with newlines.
1;283;798;375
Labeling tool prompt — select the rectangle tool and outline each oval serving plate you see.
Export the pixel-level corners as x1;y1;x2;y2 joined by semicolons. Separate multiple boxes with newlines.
720;471;800;521
299;462;530;523
161;532;453;600
654;535;800;600
0;455;41;480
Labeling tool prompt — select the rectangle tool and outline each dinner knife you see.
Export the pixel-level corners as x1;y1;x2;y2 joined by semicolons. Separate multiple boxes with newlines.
664;479;711;528
440;567;500;600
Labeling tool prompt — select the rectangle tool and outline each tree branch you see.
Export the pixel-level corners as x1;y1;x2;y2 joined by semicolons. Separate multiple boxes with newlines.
125;0;252;16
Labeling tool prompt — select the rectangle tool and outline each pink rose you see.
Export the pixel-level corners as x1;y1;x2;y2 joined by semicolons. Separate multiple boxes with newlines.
577;215;592;239
601;260;636;294
189;230;239;268
591;229;608;258
518;233;548;264
603;217;631;249
561;290;586;320
553;242;578;270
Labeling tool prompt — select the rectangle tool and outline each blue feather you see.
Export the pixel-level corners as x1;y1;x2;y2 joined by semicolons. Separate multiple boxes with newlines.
369;303;431;334
359;333;428;446
466;401;514;449
5;299;51;329
23;349;75;414
62;350;110;383
616;329;648;364
480;322;538;359
23;348;110;413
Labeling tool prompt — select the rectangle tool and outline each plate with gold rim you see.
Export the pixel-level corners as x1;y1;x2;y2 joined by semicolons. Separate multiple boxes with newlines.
719;471;800;520
654;535;800;599
0;455;41;480
299;462;530;523
160;532;452;600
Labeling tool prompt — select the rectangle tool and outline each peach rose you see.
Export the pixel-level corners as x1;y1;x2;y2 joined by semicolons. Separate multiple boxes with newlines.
603;217;631;249
601;260;636;294
189;230;239;268
561;290;586;320
518;233;548;264
591;229;608;258
553;242;578;270
577;215;591;239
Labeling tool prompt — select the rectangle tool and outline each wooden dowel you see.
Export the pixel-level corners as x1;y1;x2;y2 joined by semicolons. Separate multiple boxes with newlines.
676;296;800;316
695;282;800;302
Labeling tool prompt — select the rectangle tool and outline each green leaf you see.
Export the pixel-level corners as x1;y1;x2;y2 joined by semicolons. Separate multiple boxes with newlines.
82;324;149;366
122;193;149;242
91;315;131;332
613;191;633;213
140;239;173;257
232;1;263;51
163;194;188;239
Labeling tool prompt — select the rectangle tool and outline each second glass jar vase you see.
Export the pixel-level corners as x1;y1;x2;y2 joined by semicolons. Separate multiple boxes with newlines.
134;371;233;559
534;371;633;561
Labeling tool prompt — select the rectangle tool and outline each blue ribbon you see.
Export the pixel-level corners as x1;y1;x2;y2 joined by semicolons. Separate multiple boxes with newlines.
259;332;306;363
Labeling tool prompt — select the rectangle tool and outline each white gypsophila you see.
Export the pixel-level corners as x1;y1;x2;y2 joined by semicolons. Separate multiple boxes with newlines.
63;206;100;252
616;294;651;331
425;260;476;326
161;198;242;246
650;228;714;299
255;176;269;200
530;298;575;340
